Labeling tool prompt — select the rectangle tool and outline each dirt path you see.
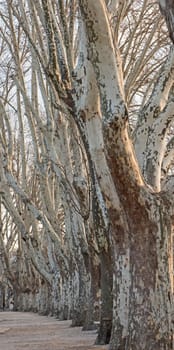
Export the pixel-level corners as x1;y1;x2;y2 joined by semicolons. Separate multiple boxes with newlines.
0;312;109;350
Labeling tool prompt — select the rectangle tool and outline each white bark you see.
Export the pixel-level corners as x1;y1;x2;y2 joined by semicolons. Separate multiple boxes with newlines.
143;97;174;191
134;48;174;171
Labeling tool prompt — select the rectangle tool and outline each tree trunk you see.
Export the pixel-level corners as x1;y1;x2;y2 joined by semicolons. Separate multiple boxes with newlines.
0;285;5;310
71;256;90;327
82;253;100;331
95;249;113;344
109;198;174;350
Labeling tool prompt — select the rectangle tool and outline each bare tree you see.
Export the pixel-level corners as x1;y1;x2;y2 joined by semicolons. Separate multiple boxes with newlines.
0;0;174;349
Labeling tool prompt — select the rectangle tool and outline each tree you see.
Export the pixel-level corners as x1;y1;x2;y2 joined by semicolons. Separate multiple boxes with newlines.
0;0;99;325
0;0;174;349
78;1;174;348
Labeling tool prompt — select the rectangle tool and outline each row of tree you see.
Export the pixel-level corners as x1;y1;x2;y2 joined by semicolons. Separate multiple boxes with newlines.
0;1;173;349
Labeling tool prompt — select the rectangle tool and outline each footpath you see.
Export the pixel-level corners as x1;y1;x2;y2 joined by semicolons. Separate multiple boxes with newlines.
0;311;108;350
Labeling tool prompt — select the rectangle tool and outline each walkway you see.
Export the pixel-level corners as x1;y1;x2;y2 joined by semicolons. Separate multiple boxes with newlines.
0;312;108;350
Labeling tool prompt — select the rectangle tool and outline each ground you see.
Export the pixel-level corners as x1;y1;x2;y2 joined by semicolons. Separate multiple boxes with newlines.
0;311;109;350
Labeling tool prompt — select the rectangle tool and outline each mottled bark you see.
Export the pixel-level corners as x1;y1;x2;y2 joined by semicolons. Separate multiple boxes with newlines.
79;1;174;348
95;249;113;344
82;253;100;331
102;120;173;349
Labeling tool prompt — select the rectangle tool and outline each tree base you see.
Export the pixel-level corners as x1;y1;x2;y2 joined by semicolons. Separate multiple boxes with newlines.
95;318;112;345
82;322;98;331
71;310;87;327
